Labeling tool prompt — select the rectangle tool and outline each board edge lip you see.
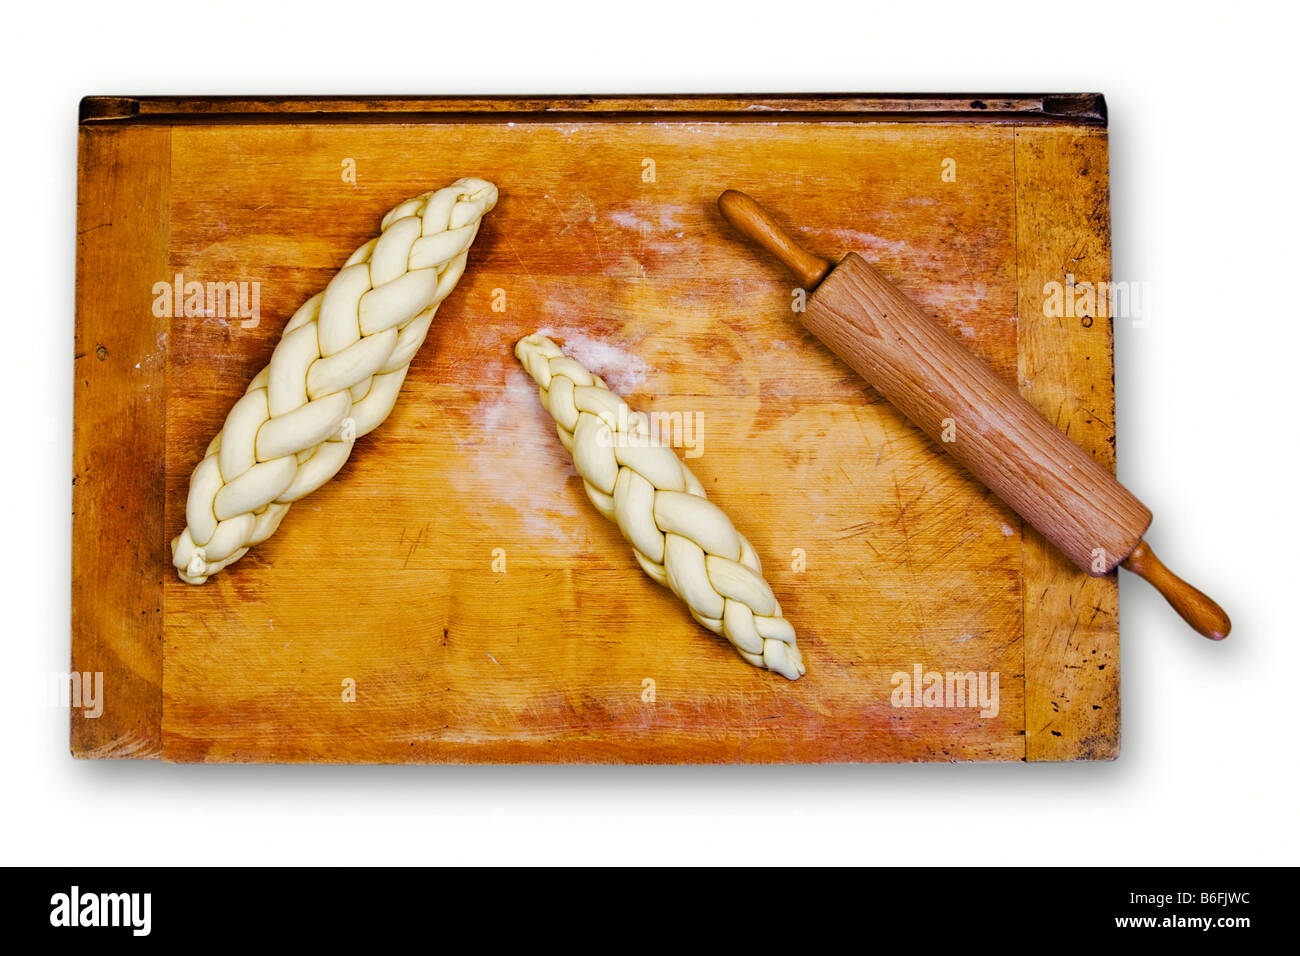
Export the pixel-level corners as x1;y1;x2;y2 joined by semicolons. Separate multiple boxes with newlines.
78;93;1108;127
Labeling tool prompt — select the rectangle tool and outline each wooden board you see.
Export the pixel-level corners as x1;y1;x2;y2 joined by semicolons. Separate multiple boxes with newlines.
73;94;1119;762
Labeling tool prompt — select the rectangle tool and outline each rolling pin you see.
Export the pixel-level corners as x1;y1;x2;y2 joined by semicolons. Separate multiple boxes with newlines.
718;189;1230;640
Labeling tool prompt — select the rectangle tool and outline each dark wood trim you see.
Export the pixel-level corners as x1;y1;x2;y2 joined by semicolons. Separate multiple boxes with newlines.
80;93;1107;127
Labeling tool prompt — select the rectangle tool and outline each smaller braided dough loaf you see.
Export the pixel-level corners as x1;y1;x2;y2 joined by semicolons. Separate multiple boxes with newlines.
515;334;805;680
172;179;498;584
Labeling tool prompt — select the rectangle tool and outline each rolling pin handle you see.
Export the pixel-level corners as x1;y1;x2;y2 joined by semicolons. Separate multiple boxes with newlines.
718;190;832;291
1121;540;1231;640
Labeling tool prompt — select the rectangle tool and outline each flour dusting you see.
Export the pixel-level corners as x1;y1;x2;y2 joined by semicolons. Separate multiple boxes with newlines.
533;325;650;394
468;371;586;546
477;371;537;432
808;226;950;272
608;203;688;234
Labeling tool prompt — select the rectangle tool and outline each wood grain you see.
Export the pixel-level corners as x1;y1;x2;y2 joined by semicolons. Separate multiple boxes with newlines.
72;126;170;758
1016;127;1121;760
73;97;1119;762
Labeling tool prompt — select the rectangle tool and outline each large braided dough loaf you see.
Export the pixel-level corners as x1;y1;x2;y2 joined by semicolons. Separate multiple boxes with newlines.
515;334;805;680
172;179;498;584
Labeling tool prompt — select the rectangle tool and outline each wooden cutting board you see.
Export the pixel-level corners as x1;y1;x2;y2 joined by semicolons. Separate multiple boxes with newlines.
73;94;1120;762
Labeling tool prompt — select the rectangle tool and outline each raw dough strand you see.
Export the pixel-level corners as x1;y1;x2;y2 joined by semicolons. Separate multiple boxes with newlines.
514;333;805;680
172;178;498;584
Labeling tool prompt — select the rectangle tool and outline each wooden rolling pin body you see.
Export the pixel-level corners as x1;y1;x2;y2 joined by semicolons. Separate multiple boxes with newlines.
809;252;1150;574
718;189;1230;640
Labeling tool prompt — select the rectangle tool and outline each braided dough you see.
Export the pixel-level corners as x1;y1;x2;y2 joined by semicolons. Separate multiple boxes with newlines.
172;179;498;584
515;334;805;680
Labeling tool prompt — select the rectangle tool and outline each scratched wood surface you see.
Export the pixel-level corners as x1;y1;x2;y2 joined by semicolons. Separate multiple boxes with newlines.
72;95;1118;762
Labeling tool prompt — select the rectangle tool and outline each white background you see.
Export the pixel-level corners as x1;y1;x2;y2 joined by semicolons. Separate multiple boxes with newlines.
2;0;1296;865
